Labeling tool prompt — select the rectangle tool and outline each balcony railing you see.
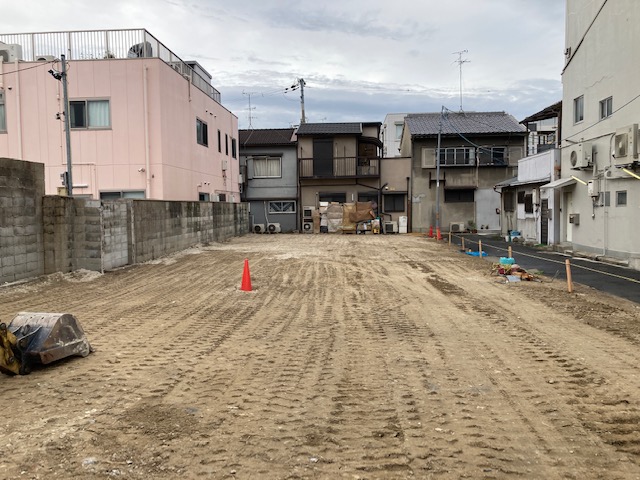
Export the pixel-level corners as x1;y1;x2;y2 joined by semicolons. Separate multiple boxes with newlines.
300;157;380;178
0;29;221;103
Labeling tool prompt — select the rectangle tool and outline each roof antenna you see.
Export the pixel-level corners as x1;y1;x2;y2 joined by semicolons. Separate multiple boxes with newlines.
453;50;470;112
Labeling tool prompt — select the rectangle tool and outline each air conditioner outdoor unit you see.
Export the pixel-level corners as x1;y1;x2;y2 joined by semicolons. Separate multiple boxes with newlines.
302;206;315;218
35;55;56;61
449;222;466;233
267;223;281;234
253;224;265;234
384;221;398;234
570;142;592;169
614;124;638;166
0;43;23;63
302;219;313;233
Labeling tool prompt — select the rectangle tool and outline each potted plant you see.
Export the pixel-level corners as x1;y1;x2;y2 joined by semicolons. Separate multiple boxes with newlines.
467;220;477;233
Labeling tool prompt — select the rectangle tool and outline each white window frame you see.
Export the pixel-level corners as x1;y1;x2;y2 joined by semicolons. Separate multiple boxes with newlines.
70;99;111;129
599;96;613;120
268;201;296;213
574;95;584;124
477;146;507;165
394;123;403;140
253;156;282;178
616;190;627;207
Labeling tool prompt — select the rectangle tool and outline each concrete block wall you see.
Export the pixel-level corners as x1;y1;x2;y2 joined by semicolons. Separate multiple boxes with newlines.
0;158;45;284
102;200;130;270
1;158;249;283
42;196;103;274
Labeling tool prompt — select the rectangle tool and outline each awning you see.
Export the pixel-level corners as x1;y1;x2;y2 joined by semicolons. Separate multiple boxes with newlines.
540;177;577;189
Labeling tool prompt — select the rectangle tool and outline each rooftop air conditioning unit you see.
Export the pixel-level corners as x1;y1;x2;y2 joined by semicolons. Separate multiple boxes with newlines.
569;142;592;169
614;124;638;166
253;224;265;234
449;222;466;233
0;43;23;63
35;55;56;62
267;223;281;234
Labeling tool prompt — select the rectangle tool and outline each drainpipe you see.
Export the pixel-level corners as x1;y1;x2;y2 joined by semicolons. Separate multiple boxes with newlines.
143;65;151;198
406;176;411;232
14;59;23;160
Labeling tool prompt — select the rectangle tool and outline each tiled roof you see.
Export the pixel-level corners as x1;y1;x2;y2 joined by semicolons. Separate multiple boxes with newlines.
520;101;562;124
239;128;296;146
406;112;527;137
296;123;363;136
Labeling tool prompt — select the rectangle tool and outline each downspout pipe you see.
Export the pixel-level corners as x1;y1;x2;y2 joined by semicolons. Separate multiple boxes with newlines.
143;65;151;198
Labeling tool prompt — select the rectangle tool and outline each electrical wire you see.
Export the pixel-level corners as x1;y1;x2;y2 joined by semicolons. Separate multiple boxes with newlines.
0;59;58;76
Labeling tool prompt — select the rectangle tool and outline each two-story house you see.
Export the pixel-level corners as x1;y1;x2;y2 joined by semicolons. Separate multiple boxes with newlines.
559;0;640;269
0;29;239;201
239;128;298;233
296;122;383;213
400;111;527;233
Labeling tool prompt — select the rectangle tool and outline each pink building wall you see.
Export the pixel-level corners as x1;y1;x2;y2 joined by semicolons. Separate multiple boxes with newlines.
0;57;239;201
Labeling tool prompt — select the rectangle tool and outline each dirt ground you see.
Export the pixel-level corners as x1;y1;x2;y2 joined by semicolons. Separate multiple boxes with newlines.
1;234;640;480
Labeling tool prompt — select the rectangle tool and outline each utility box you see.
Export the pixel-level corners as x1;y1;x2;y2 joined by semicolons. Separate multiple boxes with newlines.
587;180;599;198
569;214;580;225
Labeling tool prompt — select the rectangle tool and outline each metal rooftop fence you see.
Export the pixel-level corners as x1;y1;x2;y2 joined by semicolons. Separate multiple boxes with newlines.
0;29;221;103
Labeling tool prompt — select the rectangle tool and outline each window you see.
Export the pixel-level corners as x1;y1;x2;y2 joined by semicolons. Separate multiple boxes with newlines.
616;190;627;206
598;191;610;207
196;118;208;146
225;134;229;155
218;193;226;202
268;201;296;213
600;96;613;120
574;95;584;123
217;130;221;152
70;99;110;128
503;191;515;212
439;147;475;166
0;91;5;132
100;190;145;199
231;138;237;158
524;194;533;213
478;147;507;165
383;193;405;212
517;191;526;204
394;123;403;140
253;156;281;178
444;189;474;203
319;192;346;203
358;192;379;211
199;192;210;201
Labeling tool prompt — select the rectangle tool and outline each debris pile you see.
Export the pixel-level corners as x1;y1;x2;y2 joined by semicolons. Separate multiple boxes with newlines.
491;258;539;282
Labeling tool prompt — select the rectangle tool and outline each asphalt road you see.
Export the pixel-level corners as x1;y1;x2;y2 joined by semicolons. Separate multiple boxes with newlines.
450;233;640;304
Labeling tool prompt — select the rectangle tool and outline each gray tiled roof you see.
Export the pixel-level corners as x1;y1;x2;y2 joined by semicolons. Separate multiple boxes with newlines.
406;112;527;137
296;123;363;136
239;128;296;146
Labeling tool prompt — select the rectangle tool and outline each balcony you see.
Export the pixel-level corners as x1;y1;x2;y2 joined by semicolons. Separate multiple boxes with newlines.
0;29;221;103
299;156;380;178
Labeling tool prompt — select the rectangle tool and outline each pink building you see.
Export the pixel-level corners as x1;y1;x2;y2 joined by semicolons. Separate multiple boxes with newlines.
0;29;240;201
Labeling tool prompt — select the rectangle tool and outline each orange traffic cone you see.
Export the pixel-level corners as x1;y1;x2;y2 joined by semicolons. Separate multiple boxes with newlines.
240;259;252;291
436;227;442;241
428;225;434;238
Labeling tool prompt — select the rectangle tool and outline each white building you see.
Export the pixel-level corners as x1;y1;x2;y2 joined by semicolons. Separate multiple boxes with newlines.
559;1;640;268
381;113;406;158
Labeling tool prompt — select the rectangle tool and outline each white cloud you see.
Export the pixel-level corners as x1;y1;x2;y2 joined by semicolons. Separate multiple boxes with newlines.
1;0;566;128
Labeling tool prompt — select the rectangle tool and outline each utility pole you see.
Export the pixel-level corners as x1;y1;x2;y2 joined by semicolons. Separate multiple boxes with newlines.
298;78;306;124
61;54;73;196
453;50;470;112
435;106;444;233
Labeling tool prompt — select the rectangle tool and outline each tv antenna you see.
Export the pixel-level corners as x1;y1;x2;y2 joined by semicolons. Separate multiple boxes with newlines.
242;91;257;128
453;50;470;112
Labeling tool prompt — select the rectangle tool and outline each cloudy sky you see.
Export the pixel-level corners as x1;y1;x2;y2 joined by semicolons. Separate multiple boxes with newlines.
3;0;566;129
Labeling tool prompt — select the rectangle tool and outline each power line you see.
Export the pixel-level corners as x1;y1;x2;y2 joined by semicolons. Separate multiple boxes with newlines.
0;59;58;76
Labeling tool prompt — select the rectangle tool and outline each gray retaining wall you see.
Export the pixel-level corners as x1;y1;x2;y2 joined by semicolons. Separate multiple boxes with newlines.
1;158;250;284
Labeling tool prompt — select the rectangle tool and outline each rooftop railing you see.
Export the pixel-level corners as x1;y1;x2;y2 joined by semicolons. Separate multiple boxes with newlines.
0;29;221;103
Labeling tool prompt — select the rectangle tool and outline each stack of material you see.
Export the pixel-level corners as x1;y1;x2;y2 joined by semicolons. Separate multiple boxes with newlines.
312;209;321;234
326;203;343;233
349;201;375;223
342;203;357;233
